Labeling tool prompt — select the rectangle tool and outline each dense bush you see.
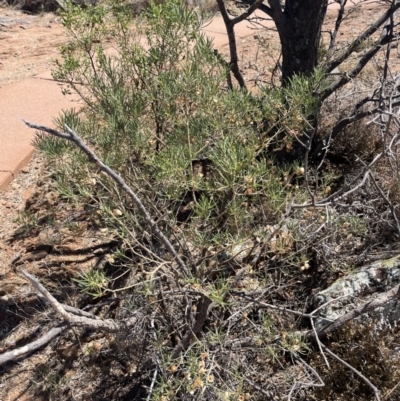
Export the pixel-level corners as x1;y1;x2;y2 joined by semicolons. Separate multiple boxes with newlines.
36;0;321;253
24;0;400;399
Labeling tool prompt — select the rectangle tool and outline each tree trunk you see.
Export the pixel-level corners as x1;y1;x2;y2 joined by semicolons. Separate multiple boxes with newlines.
274;0;328;85
263;0;328;163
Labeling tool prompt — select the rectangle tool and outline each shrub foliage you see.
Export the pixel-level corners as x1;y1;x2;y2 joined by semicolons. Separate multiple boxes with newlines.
23;0;400;400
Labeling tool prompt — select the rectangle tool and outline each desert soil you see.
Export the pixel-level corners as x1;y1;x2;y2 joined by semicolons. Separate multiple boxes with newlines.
0;2;399;400
0;5;66;88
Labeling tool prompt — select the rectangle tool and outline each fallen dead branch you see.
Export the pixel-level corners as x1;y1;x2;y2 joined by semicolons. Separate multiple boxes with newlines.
306;282;400;341
0;323;68;366
1;270;213;366
0;276;111;366
20;269;139;332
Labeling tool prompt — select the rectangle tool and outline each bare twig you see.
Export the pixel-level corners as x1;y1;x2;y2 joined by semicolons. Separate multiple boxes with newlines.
321;343;381;401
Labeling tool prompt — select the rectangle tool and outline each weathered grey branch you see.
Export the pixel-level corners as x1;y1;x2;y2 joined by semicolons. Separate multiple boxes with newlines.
0;323;68;366
20;269;138;332
23;120;190;279
0;278;114;366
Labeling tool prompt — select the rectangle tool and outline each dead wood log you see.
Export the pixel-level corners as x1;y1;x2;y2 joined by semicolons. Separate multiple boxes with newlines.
306;282;400;340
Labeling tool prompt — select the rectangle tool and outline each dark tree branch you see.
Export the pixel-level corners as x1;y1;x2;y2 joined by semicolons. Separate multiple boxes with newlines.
231;0;264;24
266;0;285;29
215;0;285;90
321;32;398;101
237;0;273;18
328;0;347;51
326;2;400;73
215;0;247;89
213;49;233;89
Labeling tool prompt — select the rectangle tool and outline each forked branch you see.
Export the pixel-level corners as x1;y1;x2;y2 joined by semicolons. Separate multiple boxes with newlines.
20;269;137;331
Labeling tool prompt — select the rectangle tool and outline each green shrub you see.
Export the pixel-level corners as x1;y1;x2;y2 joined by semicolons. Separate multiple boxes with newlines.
35;0;310;253
31;1;334;399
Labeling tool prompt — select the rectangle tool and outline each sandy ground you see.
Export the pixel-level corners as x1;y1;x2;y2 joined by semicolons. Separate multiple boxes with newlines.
0;6;66;88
